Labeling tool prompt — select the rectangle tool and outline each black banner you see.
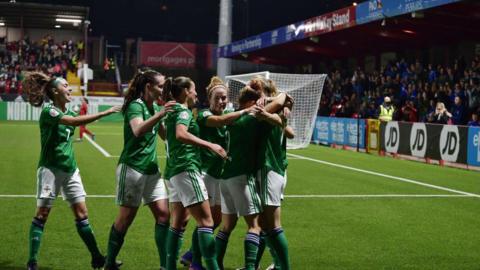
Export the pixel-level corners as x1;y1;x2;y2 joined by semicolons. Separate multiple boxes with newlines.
380;121;468;164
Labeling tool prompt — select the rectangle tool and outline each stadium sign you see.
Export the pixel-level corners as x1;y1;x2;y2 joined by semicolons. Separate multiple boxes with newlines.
356;0;384;24
410;123;427;158
301;6;356;36
217;0;460;58
384;121;400;153
0;100;123;122
312;117;365;148
383;0;461;17
467;127;480;166
439;125;460;162
380;121;468;164
217;7;356;58
140;42;196;68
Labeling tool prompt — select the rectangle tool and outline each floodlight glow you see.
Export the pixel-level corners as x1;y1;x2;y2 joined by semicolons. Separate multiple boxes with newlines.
0;22;5;26
55;25;61;28
56;18;82;23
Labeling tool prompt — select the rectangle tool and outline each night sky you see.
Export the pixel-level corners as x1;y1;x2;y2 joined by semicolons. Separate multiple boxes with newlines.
14;0;354;44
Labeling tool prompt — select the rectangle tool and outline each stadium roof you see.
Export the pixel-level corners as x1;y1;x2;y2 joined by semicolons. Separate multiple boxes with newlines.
0;1;89;30
217;0;480;65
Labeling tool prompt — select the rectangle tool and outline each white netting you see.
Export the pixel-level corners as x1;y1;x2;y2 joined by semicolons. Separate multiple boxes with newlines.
225;71;326;149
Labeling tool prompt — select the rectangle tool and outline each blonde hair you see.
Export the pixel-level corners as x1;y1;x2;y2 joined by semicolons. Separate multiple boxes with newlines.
436;102;445;111
206;76;227;99
249;76;278;97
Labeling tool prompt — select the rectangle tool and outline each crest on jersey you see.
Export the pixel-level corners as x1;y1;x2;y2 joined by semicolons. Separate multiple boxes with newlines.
179;111;189;120
203;111;212;117
49;108;60;117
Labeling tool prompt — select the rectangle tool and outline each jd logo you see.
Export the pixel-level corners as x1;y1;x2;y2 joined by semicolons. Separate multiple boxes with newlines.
440;125;460;162
385;122;399;153
410;123;427;157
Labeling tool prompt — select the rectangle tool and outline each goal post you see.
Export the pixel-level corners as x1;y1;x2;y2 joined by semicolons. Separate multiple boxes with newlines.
225;71;327;149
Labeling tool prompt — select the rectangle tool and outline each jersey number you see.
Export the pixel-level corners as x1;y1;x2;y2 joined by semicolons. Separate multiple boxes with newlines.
66;129;71;141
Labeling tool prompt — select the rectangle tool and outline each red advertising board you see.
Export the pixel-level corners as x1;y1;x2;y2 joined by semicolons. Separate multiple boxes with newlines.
140;41;216;69
140;41;196;68
303;6;356;37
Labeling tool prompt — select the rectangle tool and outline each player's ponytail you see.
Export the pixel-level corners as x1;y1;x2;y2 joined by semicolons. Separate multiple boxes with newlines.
162;77;174;102
162;76;193;103
24;72;57;107
122;69;160;113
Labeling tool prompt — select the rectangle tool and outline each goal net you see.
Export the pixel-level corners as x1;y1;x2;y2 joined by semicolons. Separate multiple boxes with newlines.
225;71;326;149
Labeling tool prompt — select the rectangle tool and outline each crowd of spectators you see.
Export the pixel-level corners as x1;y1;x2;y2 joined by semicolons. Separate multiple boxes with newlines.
318;56;480;126
0;35;83;99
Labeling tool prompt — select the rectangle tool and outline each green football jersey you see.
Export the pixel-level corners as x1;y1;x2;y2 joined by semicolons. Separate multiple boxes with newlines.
256;118;288;175
119;99;161;175
222;114;259;179
38;104;77;173
164;104;202;180
197;108;233;179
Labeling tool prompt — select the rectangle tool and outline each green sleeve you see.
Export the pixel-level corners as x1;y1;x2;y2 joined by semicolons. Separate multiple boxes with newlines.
126;102;144;121
176;109;192;127
41;106;64;125
197;109;213;127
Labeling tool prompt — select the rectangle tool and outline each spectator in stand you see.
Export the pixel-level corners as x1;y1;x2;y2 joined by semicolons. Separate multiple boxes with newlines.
427;102;452;124
400;100;418;122
0;35;83;100
378;96;395;122
468;112;479;126
451;96;466;125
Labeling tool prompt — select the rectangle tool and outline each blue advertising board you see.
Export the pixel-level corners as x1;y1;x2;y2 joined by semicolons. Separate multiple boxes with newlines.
312;117;330;144
217;24;305;58
356;0;385;25
383;0;460;17
356;0;460;25
312;117;366;148
467;126;480;167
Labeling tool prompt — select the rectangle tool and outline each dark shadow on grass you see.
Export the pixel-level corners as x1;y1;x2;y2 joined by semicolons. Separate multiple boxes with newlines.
0;260;54;270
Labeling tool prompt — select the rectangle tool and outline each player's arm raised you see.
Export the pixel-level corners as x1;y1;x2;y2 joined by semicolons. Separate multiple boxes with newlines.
204;105;260;127
59;105;121;126
129;100;175;138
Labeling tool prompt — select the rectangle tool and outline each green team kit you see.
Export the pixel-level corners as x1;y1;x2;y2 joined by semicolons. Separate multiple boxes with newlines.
38;105;78;173
30;104;105;268
116;99;168;207
164;104;202;180
36;104;86;206
196;108;233;179
119;99;162;175
163;104;207;207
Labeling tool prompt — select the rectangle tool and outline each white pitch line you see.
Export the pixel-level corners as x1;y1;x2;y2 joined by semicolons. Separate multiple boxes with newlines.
0;194;473;199
84;134;112;157
284;194;472;198
287;153;480;198
0;194;116;198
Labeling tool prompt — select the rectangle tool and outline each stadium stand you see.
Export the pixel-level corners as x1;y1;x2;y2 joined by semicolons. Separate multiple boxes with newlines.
319;56;480;126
